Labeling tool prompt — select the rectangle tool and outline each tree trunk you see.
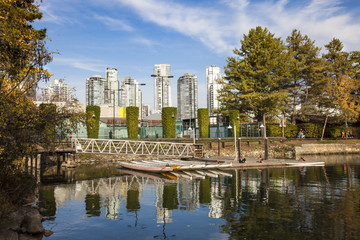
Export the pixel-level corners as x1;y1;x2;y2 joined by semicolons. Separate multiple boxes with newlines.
263;114;267;138
282;113;285;138
321;115;328;141
291;95;296;124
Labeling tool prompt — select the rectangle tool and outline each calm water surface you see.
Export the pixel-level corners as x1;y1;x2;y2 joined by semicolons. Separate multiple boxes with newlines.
39;155;360;240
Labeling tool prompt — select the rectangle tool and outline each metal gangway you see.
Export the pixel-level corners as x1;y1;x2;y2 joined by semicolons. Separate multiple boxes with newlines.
71;138;196;157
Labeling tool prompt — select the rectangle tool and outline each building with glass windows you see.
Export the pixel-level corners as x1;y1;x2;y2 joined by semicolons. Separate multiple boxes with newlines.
206;65;223;114
153;64;172;113
177;73;198;121
86;75;106;106
42;79;72;102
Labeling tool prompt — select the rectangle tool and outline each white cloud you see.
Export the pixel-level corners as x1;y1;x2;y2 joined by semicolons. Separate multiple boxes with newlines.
54;57;104;72
110;0;360;53
93;15;134;32
132;37;159;47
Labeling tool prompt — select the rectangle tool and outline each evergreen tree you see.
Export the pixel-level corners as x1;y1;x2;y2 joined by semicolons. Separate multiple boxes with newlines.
286;29;325;123
218;26;290;121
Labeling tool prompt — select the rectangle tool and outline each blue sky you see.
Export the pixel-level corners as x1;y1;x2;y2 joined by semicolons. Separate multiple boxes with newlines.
35;0;360;109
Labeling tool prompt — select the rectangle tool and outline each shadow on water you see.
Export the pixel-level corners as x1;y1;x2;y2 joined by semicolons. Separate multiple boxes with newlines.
38;157;360;240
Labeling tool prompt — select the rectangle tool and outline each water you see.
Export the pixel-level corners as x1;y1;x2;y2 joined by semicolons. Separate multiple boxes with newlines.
39;155;360;240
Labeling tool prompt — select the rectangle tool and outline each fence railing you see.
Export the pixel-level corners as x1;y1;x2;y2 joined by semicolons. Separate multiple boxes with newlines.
71;138;195;157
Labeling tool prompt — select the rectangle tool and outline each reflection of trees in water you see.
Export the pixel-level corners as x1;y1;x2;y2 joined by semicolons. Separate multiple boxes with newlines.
39;164;360;239
220;166;360;239
85;193;101;217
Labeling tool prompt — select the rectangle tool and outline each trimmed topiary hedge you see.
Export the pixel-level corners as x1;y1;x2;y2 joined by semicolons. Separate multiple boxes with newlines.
228;109;240;137
126;106;139;139
86;106;100;138
198;108;209;138
162;107;177;138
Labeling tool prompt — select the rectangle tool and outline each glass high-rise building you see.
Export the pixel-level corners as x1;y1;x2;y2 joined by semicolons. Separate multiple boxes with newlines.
43;79;72;102
177;73;198;121
120;76;143;118
206;65;223;114
106;67;120;107
86;75;106;106
153;64;172;113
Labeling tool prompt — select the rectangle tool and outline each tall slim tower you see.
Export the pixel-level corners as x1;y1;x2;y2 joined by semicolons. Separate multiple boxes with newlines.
153;64;171;113
206;65;223;114
120;76;143;118
106;67;120;107
86;75;106;106
177;73;198;121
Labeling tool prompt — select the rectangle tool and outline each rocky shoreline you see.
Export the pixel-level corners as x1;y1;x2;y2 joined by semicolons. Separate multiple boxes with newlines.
0;205;53;240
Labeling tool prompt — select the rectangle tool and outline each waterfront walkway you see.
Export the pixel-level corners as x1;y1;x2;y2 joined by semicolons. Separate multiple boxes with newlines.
191;156;317;169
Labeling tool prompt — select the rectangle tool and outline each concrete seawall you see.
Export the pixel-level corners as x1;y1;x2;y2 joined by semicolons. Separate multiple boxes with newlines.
295;144;360;156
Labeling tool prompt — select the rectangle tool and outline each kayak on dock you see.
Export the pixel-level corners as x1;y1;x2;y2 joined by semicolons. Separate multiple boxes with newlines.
118;161;176;172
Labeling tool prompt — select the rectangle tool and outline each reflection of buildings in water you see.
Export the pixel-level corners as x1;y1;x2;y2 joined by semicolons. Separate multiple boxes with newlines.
155;181;173;223
106;196;120;220
156;208;173;224
178;180;200;210
208;178;226;219
54;177;128;219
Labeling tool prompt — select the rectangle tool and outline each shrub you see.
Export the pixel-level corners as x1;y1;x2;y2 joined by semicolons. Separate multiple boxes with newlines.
86;106;100;138
198;108;209;138
162;107;177;138
126;106;139;139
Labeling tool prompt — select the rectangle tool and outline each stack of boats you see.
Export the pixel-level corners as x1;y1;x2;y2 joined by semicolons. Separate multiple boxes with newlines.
118;159;234;181
118;159;233;173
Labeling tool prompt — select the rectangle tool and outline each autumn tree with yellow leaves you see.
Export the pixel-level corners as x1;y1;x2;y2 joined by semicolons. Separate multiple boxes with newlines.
0;0;85;214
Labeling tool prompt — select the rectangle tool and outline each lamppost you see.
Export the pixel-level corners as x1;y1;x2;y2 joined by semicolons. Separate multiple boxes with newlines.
228;116;239;161
151;73;174;111
260;121;268;160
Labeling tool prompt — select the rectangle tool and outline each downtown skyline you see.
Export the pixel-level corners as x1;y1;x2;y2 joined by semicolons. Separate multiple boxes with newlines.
35;0;360;109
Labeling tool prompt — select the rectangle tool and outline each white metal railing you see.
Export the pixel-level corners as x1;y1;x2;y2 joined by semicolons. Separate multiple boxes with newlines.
71;138;195;157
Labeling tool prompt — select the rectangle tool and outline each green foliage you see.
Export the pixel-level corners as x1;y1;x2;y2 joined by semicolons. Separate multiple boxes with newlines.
219;26;290;121
38;103;57;142
266;124;282;137
297;123;323;138
228;110;240;137
126;106;139;139
86;106;100;138
325;127;342;138
286;30;325;124
0;0;52;95
162;107;177;138
284;124;299;138
198;108;209;138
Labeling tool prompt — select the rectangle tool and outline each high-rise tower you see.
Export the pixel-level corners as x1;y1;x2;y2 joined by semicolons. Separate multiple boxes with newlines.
106;67;120;107
206;65;223;114
152;64;172;113
42;79;72;102
86;75;106;106
120;76;143;118
177;73;198;121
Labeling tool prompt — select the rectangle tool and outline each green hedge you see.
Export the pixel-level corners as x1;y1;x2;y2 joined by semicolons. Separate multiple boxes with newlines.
162;107;177;138
198;108;209;138
228;110;240;137
86;106;100;138
297;123;323;138
126;106;139;139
